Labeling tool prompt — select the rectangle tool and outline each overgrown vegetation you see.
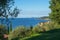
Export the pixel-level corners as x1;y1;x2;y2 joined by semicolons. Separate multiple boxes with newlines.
8;21;60;40
0;25;8;40
49;0;60;24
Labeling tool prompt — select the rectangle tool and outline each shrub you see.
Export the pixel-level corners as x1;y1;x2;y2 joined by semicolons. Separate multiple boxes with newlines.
9;26;33;40
33;25;43;33
9;26;26;40
0;25;8;40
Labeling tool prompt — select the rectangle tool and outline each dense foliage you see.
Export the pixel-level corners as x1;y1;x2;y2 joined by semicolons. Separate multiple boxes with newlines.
8;21;60;40
0;0;20;18
0;25;8;40
49;0;60;24
9;26;33;40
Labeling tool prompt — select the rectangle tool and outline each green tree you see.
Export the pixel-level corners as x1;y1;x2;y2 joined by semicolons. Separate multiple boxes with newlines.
0;0;20;18
49;0;60;24
0;0;20;33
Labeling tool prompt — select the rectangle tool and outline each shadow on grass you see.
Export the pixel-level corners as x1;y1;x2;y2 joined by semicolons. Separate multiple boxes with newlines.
25;29;60;40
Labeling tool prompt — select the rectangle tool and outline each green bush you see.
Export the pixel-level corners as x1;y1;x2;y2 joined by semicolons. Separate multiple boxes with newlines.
9;26;33;40
9;26;26;40
47;21;60;30
32;21;58;33
33;25;43;33
0;25;8;40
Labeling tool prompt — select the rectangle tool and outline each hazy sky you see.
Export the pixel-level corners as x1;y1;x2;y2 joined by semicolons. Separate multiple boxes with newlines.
15;0;51;18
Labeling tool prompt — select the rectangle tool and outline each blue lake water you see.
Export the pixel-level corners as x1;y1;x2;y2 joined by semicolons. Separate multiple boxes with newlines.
0;18;48;28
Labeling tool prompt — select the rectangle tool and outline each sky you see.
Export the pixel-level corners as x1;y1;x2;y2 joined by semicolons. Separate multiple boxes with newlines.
15;0;51;18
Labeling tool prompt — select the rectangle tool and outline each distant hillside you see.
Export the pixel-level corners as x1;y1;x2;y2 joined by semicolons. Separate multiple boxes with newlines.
37;16;49;20
40;16;49;19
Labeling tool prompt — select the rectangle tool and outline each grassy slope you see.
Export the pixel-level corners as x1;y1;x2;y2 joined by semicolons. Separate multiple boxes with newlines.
21;29;60;40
